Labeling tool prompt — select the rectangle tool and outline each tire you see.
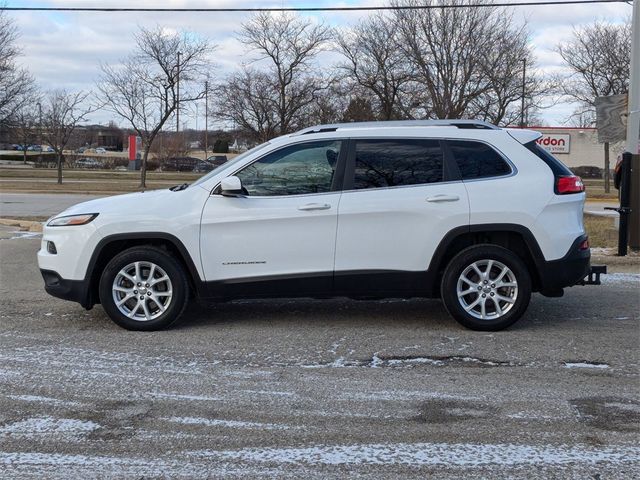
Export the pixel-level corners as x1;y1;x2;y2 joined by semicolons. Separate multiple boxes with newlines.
440;244;532;331
99;246;189;331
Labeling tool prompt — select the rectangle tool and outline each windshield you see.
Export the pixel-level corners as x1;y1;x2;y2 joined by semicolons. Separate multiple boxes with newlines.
190;141;272;187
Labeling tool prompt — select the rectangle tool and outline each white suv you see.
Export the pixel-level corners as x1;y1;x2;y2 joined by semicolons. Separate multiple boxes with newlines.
38;120;601;331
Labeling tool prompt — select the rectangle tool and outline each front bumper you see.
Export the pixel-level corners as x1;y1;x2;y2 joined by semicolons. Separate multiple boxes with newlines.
40;269;93;310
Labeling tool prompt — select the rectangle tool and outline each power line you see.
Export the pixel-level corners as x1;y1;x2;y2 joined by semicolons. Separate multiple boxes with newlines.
0;0;630;13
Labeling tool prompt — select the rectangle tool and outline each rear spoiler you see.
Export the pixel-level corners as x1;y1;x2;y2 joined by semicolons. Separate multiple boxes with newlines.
506;128;543;145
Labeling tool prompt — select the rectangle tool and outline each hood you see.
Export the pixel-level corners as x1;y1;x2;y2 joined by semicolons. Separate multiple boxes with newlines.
57;189;176;217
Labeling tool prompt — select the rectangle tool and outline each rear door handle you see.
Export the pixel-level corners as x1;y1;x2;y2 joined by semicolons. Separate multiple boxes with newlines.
298;203;331;211
426;194;460;203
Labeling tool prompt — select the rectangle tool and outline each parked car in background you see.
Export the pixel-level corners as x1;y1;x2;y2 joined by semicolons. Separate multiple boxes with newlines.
571;166;603;179
75;158;102;169
161;156;200;172
27;145;42;152
193;160;215;173
43;146;54;153
95;147;107;154
206;155;228;166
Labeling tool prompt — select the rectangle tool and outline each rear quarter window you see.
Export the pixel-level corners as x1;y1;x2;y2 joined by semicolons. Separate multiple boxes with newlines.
447;140;512;180
524;141;573;176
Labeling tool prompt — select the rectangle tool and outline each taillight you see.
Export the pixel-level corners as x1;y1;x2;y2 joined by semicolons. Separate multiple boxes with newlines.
556;175;584;194
579;238;589;250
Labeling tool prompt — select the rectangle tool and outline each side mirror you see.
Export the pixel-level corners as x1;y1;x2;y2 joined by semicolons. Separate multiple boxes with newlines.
220;175;244;197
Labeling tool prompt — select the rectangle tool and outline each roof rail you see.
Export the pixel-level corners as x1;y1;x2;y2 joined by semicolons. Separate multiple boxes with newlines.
295;119;500;135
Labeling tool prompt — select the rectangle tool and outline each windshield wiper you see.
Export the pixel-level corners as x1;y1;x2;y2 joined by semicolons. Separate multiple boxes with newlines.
170;183;189;191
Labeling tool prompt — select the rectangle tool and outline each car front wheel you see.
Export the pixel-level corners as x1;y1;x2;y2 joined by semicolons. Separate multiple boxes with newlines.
441;245;532;331
99;246;189;331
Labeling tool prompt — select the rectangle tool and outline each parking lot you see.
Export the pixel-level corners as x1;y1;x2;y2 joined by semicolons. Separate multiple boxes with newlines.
0;225;638;478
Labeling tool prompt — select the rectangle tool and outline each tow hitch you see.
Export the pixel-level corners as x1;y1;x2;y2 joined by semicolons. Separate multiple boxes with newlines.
578;265;607;285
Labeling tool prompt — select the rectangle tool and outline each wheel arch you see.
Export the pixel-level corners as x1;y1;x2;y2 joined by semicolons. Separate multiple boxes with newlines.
85;232;205;307
427;224;545;295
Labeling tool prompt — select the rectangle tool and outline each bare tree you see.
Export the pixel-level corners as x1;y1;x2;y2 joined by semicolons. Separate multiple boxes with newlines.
557;21;631;110
41;90;94;184
98;26;213;187
225;12;333;138
337;13;412;120
471;35;553;127
213;68;281;143
11;101;41;164
0;8;37;125
393;0;543;125
557;20;631;191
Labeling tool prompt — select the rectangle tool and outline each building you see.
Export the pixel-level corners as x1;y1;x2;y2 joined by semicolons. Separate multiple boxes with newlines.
531;127;615;170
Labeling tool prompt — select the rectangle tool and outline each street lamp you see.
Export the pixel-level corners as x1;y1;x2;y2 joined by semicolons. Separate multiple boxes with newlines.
204;80;209;159
520;57;526;128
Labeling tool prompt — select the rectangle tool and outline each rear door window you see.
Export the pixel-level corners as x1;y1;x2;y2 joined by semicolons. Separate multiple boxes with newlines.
352;139;444;189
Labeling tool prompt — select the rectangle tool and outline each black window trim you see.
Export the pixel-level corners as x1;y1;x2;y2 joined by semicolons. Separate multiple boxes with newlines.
212;138;348;198
442;138;517;183
342;137;456;192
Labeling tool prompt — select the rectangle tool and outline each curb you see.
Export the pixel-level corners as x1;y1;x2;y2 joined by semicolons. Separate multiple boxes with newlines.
0;218;43;232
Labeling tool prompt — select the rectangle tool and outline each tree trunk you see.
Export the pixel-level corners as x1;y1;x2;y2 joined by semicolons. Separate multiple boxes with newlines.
57;152;63;184
603;142;610;194
140;146;149;189
23;149;27;165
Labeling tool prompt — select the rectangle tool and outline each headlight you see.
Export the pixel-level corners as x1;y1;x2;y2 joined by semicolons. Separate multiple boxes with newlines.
47;213;98;227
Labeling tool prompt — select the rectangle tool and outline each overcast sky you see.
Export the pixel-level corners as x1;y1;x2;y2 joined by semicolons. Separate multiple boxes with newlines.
5;0;632;129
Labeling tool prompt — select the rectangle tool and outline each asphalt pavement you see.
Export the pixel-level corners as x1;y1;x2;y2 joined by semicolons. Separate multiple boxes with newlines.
0;193;105;217
0;225;638;478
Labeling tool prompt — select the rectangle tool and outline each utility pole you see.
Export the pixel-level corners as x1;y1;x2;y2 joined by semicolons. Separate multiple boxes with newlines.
36;102;42;146
176;51;181;133
520;58;526;128
204;80;209;160
626;0;640;250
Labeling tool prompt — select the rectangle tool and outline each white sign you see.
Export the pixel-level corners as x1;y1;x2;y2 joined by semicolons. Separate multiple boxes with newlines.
536;134;571;154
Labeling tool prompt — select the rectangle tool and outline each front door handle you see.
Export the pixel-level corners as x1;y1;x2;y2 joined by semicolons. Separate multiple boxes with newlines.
298;203;331;211
426;194;460;203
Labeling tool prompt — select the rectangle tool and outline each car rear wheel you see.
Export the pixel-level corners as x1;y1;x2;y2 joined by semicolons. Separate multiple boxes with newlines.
99;246;189;331
441;245;532;331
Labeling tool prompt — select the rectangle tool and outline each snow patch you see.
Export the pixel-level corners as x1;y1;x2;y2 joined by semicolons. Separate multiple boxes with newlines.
601;273;640;286
6;394;81;407
164;416;295;431
148;393;221;401
563;362;610;369
0;416;99;436
8;231;42;240
191;442;640;467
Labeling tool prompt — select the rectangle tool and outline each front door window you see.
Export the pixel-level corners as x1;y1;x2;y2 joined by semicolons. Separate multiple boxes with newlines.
235;140;341;196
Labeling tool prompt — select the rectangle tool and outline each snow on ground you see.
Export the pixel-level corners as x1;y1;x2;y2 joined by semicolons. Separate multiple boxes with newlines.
563;362;610;369
601;273;640;287
0;416;99;437
164;416;296;431
192;442;640;467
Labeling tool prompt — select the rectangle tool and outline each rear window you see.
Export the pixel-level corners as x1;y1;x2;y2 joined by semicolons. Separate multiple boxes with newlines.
447;140;511;180
524;141;573;176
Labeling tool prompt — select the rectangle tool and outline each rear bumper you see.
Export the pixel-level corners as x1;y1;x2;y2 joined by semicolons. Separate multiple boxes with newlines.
40;269;93;309
538;234;592;293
